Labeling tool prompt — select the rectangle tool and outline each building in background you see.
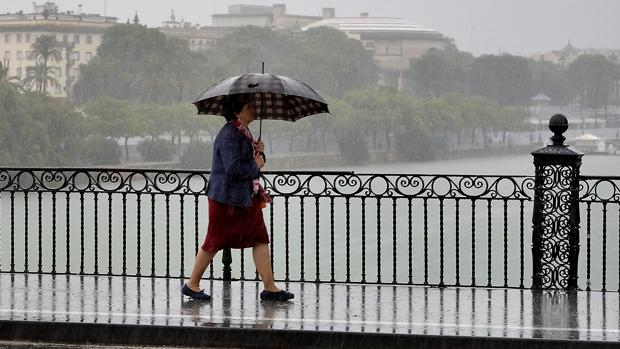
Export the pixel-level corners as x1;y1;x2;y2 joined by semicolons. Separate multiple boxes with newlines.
303;13;446;91
158;5;336;52
0;1;117;97
212;4;325;31
158;10;230;51
0;2;448;96
530;41;620;66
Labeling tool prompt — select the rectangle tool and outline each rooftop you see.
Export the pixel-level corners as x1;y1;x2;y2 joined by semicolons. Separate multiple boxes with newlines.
0;2;117;24
302;17;442;38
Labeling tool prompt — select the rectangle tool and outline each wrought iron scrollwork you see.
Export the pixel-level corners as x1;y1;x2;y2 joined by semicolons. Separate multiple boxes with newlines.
579;176;620;203
0;168;535;201
531;114;583;290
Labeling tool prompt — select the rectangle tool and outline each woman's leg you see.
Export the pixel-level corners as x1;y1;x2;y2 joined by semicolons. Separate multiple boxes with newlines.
252;243;280;292
187;248;218;291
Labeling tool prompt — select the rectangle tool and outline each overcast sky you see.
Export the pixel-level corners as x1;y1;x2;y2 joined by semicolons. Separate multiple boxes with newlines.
2;0;619;56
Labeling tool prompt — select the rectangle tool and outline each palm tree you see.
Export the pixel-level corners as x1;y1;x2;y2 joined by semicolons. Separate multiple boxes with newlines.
63;41;76;99
22;63;59;92
28;34;62;93
0;61;22;90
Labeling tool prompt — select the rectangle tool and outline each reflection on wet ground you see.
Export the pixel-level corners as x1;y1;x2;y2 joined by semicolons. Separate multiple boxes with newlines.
0;273;618;343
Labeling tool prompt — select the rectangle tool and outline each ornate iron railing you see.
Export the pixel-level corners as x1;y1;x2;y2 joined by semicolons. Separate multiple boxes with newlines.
579;175;620;291
1;164;618;291
0;168;536;288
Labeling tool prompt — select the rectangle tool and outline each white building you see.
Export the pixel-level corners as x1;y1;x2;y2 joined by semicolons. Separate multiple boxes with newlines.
212;4;325;31
0;2;117;97
572;133;607;154
303;14;446;90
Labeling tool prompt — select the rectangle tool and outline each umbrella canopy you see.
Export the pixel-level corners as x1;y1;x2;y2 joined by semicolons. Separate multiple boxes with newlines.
193;73;329;122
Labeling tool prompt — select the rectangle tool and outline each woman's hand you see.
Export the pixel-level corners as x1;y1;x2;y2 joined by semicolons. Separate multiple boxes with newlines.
256;141;265;152
254;152;265;169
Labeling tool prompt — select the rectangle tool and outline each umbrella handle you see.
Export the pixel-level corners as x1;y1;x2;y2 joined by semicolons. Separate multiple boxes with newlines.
259;61;265;141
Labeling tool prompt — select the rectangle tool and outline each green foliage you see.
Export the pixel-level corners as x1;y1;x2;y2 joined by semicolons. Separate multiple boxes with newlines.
408;47;474;97
0;84;86;166
179;141;213;169
335;126;369;165
528;60;573;105
295;27;379;97
323;98;366;164
0;62;21;90
407;47;620;109
22;63;59;92
80;135;122;165
394;121;434;161
137;138;175;162
568;54;618;109
73;24;221;104
27;34;62;93
469;54;533;105
74;24;379;104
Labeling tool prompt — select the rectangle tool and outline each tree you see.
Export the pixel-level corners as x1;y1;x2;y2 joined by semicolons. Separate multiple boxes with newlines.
73;24;221;105
408;46;474;97
568;54;617;114
0;84;86;166
528;59;573;105
296;27;379;97
28;34;62;93
82;97;144;160
22;63;59;92
215;26;379;98
469;54;533;106
0;61;21;90
63;41;77;99
329;98;369;165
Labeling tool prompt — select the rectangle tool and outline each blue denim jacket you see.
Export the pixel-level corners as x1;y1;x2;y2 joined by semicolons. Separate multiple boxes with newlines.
207;122;259;208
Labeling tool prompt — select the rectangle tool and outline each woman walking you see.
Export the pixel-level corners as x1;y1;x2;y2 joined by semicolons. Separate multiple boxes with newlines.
182;94;293;302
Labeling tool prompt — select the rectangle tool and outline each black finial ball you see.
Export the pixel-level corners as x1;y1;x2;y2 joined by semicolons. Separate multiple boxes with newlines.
549;114;568;134
549;114;568;146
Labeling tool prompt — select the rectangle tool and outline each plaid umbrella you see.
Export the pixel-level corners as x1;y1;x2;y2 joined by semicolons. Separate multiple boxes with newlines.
193;73;329;122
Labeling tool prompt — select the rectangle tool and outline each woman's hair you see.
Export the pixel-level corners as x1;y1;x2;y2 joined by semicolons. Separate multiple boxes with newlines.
224;94;255;121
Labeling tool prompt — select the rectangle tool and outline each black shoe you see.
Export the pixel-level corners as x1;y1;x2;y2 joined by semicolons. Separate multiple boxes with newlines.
182;284;212;300
260;289;294;301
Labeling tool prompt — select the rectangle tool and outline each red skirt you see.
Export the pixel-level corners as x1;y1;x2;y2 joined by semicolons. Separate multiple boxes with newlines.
201;197;269;252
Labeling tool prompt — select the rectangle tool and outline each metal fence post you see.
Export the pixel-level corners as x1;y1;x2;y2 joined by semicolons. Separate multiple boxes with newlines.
531;114;583;290
222;247;232;281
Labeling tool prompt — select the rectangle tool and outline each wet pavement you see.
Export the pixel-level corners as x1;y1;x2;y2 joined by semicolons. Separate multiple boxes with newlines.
0;273;619;347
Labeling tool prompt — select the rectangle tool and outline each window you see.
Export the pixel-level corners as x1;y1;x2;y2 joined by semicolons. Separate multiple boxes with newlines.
86;35;92;45
70;51;80;61
85;52;92;61
3;51;10;59
25;34;31;43
16;51;23;60
55;83;62;95
73;34;80;44
4;34;9;43
16;34;22;43
16;67;22;79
